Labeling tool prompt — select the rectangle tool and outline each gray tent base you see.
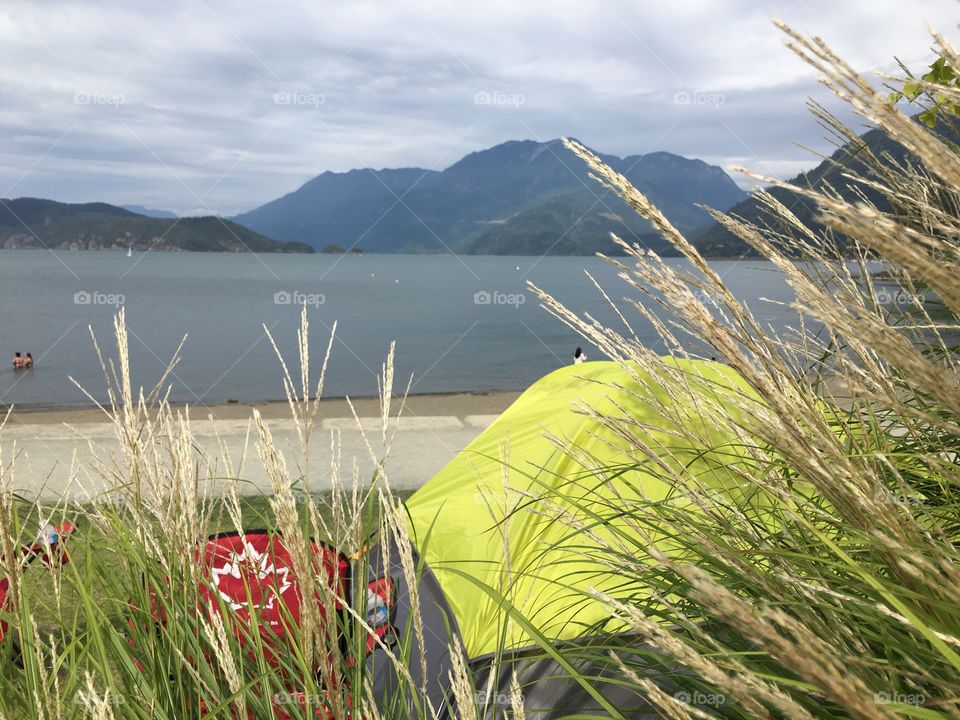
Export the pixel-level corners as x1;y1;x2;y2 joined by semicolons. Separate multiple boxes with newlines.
465;637;676;719
365;539;687;719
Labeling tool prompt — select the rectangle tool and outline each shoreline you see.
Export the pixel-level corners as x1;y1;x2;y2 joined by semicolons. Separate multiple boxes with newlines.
4;389;523;426
2;389;522;498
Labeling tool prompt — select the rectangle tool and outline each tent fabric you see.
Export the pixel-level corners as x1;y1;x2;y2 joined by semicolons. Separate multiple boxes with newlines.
466;634;673;718
366;538;462;713
404;359;771;659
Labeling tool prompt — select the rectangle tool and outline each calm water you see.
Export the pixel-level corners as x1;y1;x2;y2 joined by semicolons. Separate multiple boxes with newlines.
0;251;800;409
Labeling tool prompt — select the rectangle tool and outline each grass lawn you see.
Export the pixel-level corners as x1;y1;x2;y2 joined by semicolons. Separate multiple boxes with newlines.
15;490;414;637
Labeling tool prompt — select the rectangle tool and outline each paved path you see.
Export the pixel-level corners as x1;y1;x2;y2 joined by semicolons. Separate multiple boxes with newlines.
0;411;502;501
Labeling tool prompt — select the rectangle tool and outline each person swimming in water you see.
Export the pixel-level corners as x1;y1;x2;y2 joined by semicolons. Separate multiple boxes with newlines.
573;347;587;365
11;352;23;369
24;353;33;369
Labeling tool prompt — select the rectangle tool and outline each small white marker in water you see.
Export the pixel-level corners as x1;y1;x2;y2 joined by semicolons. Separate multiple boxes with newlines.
516;265;520;270
370;273;375;278
395;278;399;284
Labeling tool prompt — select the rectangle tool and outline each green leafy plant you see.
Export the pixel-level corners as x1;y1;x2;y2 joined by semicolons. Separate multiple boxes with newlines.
890;56;960;127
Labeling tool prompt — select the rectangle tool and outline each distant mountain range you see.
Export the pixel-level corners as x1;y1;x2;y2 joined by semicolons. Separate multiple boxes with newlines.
121;204;177;219
0;198;312;253
233;139;747;256
693;126;921;257
10;128;919;257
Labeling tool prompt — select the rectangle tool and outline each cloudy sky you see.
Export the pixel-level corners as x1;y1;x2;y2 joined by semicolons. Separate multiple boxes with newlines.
0;0;956;216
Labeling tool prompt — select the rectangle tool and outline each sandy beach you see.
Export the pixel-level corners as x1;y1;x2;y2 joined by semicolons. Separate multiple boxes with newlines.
1;391;521;500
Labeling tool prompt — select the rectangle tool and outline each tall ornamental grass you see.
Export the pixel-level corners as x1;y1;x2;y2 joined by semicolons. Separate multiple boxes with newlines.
0;308;453;720
519;21;960;720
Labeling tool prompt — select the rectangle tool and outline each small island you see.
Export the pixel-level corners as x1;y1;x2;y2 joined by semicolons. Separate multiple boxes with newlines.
321;244;363;254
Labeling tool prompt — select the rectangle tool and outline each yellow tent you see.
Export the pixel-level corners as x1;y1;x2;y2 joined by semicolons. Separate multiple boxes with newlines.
405;358;770;659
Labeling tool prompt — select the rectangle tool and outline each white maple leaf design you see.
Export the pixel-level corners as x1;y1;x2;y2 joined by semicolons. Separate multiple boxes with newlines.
209;540;294;612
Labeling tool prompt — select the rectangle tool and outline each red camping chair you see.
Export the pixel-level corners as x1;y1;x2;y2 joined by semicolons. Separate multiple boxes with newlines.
0;522;76;645
199;531;350;663
131;531;396;719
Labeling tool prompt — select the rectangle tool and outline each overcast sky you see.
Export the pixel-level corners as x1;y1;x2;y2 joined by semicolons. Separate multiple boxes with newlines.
0;0;957;215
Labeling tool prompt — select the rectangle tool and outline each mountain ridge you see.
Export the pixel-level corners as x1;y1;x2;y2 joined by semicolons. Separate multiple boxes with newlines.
233;138;747;256
692;123;934;256
121;204;177;219
0;198;312;253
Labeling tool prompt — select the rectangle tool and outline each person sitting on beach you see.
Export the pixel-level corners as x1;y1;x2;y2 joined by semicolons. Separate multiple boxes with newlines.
11;352;23;369
24;353;33;369
573;347;586;365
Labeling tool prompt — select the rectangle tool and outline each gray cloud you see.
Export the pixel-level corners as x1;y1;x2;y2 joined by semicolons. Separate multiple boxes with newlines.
0;0;956;214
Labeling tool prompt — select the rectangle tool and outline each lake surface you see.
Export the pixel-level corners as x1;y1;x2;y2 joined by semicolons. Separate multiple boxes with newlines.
0;251;800;409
